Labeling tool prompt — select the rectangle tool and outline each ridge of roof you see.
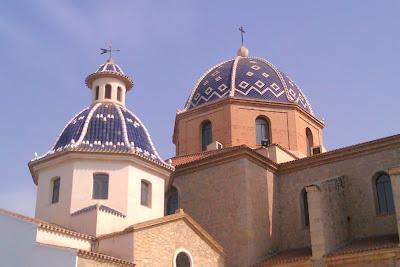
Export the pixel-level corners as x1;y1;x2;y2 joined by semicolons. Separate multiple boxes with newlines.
71;204;126;218
171;145;246;166
171;144;278;172
0;207;95;240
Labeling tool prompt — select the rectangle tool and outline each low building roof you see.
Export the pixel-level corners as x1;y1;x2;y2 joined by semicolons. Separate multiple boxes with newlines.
98;209;225;256
250;247;312;266
325;234;399;258
0;208;94;240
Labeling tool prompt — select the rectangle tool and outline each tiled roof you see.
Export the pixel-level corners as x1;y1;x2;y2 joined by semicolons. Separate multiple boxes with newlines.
184;56;313;114
251;247;312;266
85;59;133;90
0;208;94;240
31;103;173;170
326;234;399;257
71;204;126;218
77;249;135;266
170;145;246;166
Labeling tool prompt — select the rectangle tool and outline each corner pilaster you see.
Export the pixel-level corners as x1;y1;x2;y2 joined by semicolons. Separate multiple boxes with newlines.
389;166;400;242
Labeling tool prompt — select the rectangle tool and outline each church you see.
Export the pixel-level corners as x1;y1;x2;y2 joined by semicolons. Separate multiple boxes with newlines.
1;42;400;267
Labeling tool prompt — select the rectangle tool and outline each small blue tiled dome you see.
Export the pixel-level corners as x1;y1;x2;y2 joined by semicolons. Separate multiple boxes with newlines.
50;103;165;165
185;54;313;114
85;59;133;90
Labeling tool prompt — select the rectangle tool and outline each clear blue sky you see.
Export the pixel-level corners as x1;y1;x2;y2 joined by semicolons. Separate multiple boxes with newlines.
1;1;399;216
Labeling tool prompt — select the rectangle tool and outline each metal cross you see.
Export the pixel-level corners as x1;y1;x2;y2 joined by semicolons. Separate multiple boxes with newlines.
239;26;245;46
100;43;120;59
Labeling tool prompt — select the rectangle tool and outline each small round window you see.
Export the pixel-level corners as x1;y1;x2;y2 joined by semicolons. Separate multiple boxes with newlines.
175;251;192;267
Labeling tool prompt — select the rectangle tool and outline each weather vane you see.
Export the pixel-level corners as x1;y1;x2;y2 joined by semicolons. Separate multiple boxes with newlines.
100;43;120;60
239;26;245;46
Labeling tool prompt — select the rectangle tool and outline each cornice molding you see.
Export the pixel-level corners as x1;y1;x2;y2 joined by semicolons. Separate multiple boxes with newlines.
173;145;278;177
29;150;172;185
279;134;400;174
176;96;324;128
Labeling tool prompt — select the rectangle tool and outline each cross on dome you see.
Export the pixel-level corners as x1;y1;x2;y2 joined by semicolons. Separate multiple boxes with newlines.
239;26;245;46
100;42;120;60
237;26;249;57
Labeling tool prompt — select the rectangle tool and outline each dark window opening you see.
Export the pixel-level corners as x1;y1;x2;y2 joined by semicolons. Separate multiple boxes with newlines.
141;180;151;207
95;86;99;100
201;121;212;151
302;189;310;227
105;84;112;99
93;174;109;199
167;187;179;215
51;177;60;204
306;128;313;156
117;87;122;102
256;117;270;145
176;252;191;267
376;173;395;214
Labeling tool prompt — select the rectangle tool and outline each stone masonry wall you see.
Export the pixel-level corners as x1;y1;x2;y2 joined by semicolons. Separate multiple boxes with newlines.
174;157;276;267
132;219;224;267
279;147;399;250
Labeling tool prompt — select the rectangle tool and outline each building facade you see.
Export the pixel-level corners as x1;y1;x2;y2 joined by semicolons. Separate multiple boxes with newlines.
1;45;400;267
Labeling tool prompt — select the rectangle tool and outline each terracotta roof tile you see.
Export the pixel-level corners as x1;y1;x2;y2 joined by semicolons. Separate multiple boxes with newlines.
170;145;246;166
0;207;94;240
251;247;311;266
326;234;399;257
77;249;135;266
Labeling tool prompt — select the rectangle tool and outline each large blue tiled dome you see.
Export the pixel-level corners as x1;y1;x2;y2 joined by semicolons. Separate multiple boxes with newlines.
49;103;165;165
184;53;313;114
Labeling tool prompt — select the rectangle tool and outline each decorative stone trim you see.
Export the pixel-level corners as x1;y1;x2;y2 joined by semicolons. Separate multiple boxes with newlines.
0;208;95;241
389;167;400;176
73;102;102;147
71;204;126;218
115;104;132;151
229;56;241;96
77;249;135;266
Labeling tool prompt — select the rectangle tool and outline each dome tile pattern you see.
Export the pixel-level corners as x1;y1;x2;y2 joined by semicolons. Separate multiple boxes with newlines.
185;56;313;114
187;60;234;108
51;103;165;165
86;59;133;90
97;61;125;75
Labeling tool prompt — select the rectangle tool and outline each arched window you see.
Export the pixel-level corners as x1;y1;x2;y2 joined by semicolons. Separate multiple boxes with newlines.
174;250;192;267
301;189;310;227
376;173;395;214
167;186;179;215
95;86;100;100
105;84;112;99
201;121;212;151
256;117;270;145
93;173;109;199
117;86;122;102
141;180;152;207
306;128;313;156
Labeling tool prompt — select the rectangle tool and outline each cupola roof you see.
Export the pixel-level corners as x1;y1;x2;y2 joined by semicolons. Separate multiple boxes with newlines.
85;58;133;90
184;48;313;114
32;58;170;170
